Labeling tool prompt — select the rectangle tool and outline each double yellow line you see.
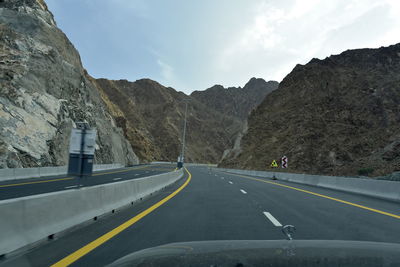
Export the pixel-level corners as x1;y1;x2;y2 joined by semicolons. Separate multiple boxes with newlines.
51;167;192;266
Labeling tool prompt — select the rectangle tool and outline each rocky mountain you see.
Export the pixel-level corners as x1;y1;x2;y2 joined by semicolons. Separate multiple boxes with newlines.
221;44;400;176
93;78;245;163
93;76;278;163
0;0;138;168
191;78;278;120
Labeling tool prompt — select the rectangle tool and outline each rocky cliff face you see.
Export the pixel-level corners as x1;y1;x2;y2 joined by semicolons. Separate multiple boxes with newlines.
94;78;245;163
190;78;278;162
191;78;278;120
221;44;400;176
0;0;138;168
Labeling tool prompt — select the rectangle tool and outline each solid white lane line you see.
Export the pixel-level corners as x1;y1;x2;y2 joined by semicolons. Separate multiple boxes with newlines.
113;178;122;181
64;185;78;189
263;212;282;227
228;181;233;184
240;189;247;194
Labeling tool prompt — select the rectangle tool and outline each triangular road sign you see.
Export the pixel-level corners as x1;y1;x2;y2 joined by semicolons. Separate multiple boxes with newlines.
271;160;278;168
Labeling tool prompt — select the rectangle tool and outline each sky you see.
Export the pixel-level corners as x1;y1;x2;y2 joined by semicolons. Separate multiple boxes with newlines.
46;0;400;94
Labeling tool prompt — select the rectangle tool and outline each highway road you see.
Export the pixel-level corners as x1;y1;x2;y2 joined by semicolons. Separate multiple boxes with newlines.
1;166;400;266
0;164;176;200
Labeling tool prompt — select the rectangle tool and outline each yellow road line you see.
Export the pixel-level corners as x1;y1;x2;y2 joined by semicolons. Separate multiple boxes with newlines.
0;177;74;188
0;166;151;188
51;167;192;267
227;172;400;220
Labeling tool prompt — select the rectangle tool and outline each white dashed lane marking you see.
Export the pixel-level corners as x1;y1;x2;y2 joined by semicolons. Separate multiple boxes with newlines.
263;212;282;227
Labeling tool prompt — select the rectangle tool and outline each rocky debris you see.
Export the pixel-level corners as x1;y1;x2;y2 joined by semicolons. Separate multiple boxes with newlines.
0;0;138;168
221;44;400;176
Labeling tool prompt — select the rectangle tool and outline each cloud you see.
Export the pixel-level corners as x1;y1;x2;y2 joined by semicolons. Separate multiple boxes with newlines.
157;59;174;84
47;0;400;93
213;0;400;86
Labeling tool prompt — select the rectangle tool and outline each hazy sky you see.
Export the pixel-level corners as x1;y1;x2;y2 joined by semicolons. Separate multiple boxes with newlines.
46;0;400;94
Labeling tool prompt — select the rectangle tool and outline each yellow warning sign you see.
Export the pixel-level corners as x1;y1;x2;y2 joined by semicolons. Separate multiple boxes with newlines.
271;160;278;168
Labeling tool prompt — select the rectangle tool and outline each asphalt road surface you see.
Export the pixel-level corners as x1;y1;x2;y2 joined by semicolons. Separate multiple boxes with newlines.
1;166;399;266
0;164;176;200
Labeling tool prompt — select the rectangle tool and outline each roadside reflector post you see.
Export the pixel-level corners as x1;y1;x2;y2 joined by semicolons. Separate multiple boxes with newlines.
281;156;288;169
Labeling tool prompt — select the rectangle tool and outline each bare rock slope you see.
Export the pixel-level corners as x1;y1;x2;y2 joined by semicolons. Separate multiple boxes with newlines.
94;79;242;163
94;77;277;163
221;44;400;176
0;0;138;168
191;78;278;120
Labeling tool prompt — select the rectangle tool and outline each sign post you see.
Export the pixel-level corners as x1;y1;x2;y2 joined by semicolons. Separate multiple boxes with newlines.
177;155;184;169
67;122;96;179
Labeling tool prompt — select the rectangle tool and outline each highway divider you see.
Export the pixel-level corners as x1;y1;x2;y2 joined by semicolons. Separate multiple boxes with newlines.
0;169;184;256
150;162;217;167
0;164;124;182
216;168;400;203
185;163;217;167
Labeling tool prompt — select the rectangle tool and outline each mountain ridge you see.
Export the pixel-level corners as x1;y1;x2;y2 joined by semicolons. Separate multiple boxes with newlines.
220;43;400;176
191;78;278;120
93;77;277;163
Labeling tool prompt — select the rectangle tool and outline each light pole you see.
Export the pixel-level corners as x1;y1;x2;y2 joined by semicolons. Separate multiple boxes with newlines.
181;101;188;161
178;100;189;168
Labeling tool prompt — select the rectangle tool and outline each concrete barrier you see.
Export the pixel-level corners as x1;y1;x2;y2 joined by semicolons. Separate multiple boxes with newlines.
0;164;124;182
0;169;14;181
38;167;59;177
13;168;40;180
216;168;400;203
93;164;123;171
150;162;217;167
185;163;217;167
0;169;184;256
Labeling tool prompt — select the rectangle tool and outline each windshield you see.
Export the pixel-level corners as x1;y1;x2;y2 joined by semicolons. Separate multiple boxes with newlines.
0;0;399;266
